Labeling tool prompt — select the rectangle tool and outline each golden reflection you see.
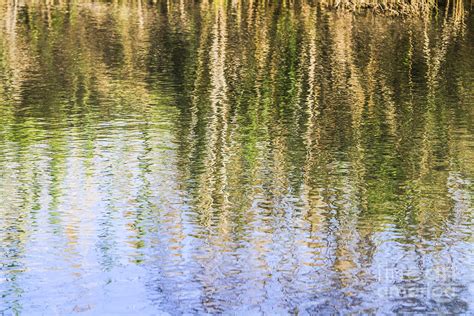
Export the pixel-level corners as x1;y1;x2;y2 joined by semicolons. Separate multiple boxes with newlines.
0;0;472;313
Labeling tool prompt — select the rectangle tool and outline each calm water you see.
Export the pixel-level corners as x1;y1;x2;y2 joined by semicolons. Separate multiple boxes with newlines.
0;1;473;314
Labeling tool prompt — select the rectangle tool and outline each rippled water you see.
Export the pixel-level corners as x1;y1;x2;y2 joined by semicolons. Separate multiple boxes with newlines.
0;1;473;314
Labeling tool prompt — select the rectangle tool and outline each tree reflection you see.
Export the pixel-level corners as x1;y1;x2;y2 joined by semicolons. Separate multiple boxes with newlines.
0;0;472;314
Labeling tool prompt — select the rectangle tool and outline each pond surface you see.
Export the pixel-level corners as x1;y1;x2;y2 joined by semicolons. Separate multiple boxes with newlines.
0;1;473;314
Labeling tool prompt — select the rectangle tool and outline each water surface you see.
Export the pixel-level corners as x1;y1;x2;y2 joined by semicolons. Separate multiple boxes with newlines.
0;1;473;314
